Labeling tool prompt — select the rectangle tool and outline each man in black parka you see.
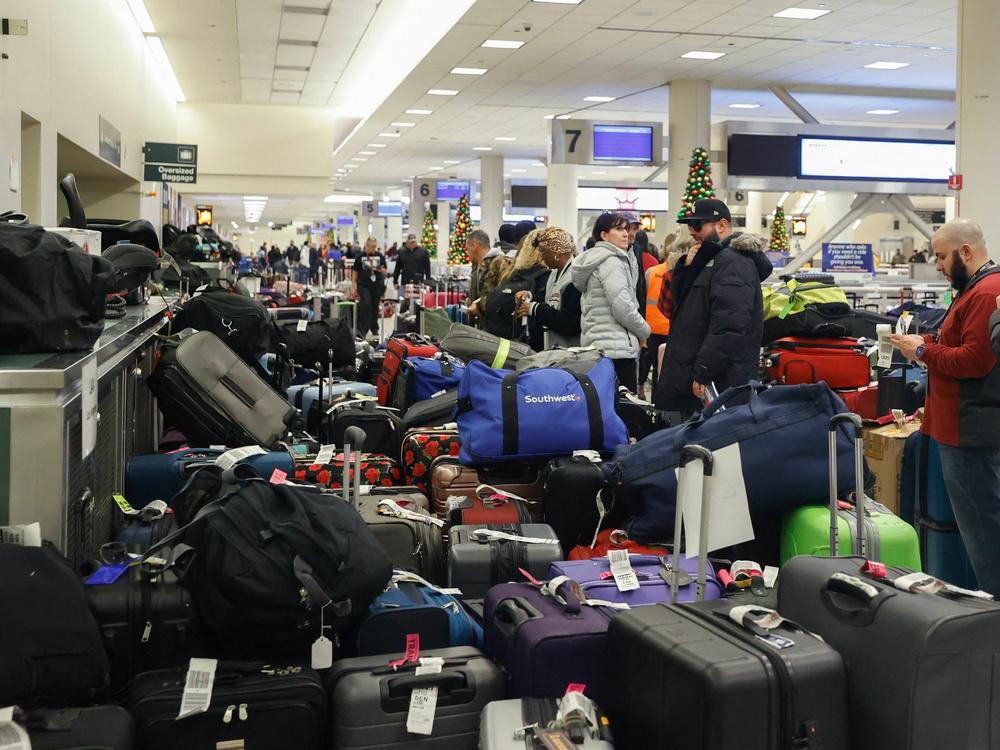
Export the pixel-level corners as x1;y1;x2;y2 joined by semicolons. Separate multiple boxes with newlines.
654;199;773;418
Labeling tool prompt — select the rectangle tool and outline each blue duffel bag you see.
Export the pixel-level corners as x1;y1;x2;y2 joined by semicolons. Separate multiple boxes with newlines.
456;357;629;465
406;355;467;401
607;381;860;542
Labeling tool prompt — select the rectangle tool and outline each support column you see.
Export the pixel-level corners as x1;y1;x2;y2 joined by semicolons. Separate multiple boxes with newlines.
546;163;579;240
667;80;711;224
822;192;856;245
38;121;58;226
358;214;371;247
745;191;763;235
437;201;451;262
371;217;386;248
386;189;403;247
945;196;957;223
480;155;504;240
958;0;1000;255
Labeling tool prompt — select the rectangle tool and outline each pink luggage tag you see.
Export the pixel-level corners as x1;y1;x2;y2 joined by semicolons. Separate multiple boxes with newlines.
389;633;420;670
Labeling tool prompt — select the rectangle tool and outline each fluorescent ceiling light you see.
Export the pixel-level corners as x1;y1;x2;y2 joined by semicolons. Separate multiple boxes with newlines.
378;132;401;138
359;151;377;155
352;157;368;161
584;95;616;102
243;195;268;224
773;7;831;19
428;89;459;96
391;122;415;127
367;143;387;148
729;103;761;109
428;166;443;171
511;169;527;173
532;161;545;167
126;0;155;33
495;136;517;141
543;114;556;120
503;174;511;178
244;195;268;201
324;194;374;204
443;160;461;164
591;171;606;175
405;109;433;115
557;115;572;120
145;36;186;102
482;39;524;49
865;61;910;69
682;50;726;60
473;146;493;151
451;67;487;75
866;109;899;115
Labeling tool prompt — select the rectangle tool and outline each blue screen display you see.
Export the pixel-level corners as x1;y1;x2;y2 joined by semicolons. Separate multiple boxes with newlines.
336;216;354;226
436;180;471;200
377;201;403;217
593;125;653;162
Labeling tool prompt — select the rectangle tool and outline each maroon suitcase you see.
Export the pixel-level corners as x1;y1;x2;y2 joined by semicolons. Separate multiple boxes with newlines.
765;336;871;389
375;334;438;405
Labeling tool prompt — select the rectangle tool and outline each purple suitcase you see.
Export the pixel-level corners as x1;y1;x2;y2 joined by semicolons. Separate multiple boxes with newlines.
483;580;616;707
548;554;723;606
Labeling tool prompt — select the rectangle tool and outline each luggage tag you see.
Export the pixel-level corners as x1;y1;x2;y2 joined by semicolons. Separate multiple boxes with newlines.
177;658;218;719
0;521;42;547
112;493;138;516
214;445;267;471
314;444;337;465
406;657;444;736
296;319;309;332
376;499;445;527
875;324;893;368
311;603;334;670
84;561;130;586
269;468;287;485
469;529;560;546
534;727;576;750
607;549;640;592
558;685;600;738
389;633;421;670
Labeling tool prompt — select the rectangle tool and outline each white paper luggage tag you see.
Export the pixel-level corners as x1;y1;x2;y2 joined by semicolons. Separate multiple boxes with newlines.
214;445;267;470
607;549;640;592
876;324;893;369
557;688;599;736
377;499;445;527
314;444;336;465
406;657;444;736
0;522;42;547
177;658;218;719
469;529;559;545
311;603;334;670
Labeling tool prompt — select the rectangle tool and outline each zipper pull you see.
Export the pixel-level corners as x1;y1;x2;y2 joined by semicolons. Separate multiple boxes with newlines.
238;704;248;722
222;705;235;724
141;621;152;643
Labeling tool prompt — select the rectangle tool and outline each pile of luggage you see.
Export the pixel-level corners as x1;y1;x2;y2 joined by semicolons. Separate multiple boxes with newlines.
4;287;996;750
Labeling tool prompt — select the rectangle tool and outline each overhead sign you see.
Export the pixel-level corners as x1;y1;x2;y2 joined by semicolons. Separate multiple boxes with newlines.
822;243;875;274
99;116;122;168
144;141;198;184
361;201;377;216
550;119;663;167
412;179;435;207
576;186;668;212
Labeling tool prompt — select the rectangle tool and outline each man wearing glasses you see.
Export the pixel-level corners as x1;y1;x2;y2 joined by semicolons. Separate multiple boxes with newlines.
891;218;1000;596
653;198;772;418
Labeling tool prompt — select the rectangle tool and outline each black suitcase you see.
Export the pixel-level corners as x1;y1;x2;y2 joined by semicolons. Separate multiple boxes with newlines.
86;561;205;692
325;400;404;458
615;388;672;441
542;454;607;553
778;555;1000;750
127;662;326;750
402;390;459;430
326;646;504;749
23;705;134;750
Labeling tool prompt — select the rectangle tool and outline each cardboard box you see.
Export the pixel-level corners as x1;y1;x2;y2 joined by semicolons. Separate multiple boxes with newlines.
863;420;922;515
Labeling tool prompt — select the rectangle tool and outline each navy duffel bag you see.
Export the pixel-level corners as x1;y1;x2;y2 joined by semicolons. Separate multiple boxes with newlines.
608;381;860;541
456;357;629;465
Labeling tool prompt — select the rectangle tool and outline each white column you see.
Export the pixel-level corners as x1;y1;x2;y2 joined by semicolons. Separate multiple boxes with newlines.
945;196;957;223
358;214;371;247
386;189;404;247
822;192;857;245
958;0;1000;257
480;155;504;241
371;217;386;248
745;190;763;235
437;201;451;262
667;80;711;224
546;163;579;240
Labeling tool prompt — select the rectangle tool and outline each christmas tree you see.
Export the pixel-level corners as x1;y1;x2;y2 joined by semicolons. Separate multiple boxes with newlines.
448;193;472;264
769;206;790;252
420;208;437;257
677;146;716;220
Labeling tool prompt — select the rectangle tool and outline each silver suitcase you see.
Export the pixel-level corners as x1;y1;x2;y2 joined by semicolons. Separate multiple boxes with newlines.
448;523;562;598
480;697;615;749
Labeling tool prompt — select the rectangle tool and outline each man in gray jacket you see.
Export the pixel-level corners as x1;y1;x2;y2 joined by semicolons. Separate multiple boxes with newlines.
571;212;651;391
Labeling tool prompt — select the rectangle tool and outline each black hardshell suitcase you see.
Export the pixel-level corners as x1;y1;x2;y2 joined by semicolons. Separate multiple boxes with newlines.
86;562;205;692
23;705;134;750
778;555;1000;750
127;662;326;750
326;646;504;749
542;453;607;553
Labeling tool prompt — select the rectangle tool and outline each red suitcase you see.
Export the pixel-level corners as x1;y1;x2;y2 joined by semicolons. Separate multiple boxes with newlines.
375;334;438;405
765;336;871;389
568;528;671;560
836;384;880;420
422;291;464;309
400;427;462;497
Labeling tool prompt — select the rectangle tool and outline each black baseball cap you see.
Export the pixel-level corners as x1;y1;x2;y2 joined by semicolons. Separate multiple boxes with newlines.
678;198;731;224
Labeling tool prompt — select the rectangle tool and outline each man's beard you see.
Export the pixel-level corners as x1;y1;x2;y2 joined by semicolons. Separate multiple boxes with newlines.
707;229;721;244
950;250;971;292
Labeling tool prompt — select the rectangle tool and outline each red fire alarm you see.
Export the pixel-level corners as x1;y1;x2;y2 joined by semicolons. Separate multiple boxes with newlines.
948;174;963;191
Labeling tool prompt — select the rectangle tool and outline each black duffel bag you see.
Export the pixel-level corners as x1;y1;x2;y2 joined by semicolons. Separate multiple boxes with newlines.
275;317;355;368
171;292;272;365
0;223;117;353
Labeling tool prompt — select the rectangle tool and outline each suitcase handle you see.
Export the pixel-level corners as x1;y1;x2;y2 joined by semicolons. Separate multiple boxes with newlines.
386;671;466;697
670;445;714;604
493;596;547;636
828;413;865;558
821;571;890;626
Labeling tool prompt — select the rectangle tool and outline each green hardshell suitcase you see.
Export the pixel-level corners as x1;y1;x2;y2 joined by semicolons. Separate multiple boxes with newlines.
780;413;921;570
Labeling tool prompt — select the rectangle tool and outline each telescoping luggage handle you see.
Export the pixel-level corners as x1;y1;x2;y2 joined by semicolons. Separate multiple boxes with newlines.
670;444;714;603
341;426;367;509
828;413;865;558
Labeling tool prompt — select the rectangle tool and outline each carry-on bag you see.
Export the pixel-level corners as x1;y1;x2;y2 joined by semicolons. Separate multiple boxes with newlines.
113;503;179;551
376;334;439;405
0;545;110;708
429;457;545;527
606;444;849;750
127;661;326;750
615;387;672;441
401;427;462;497
542;453;608;553
765;336;871;389
455;358;629;465
125;447;295;507
21;705;134;750
446;486;536;529
392;355;466;415
514;346;605;373
479;695;614;750
294;450;403;489
170;292;272;366
327;646;504;750
439;324;533;369
835;384;879;421
356;573;482;656
275;316;355;368
402;390;460;429
287;380;376;435
148;330;299;449
780;413;922;569
778;555;1000;750
448;523;563;597
609;381;859;542
325;399;404;458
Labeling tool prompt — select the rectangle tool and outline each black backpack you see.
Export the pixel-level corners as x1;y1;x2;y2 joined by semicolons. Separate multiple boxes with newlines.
274;317;355;369
153;473;393;655
172;292;272;366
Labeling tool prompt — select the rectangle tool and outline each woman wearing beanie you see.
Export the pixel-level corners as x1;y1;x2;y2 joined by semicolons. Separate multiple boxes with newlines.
571;212;651;391
515;227;582;349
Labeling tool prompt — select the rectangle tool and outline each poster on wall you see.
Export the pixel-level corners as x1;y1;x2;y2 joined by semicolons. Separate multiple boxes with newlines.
99;116;122;167
822;242;875;274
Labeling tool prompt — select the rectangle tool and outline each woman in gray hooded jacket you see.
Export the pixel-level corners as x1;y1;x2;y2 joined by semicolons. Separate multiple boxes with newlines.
571;212;652;391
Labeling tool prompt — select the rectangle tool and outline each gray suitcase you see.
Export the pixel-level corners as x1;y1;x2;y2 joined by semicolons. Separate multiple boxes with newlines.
480;697;614;749
448;523;562;598
327;646;504;749
149;330;298;448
